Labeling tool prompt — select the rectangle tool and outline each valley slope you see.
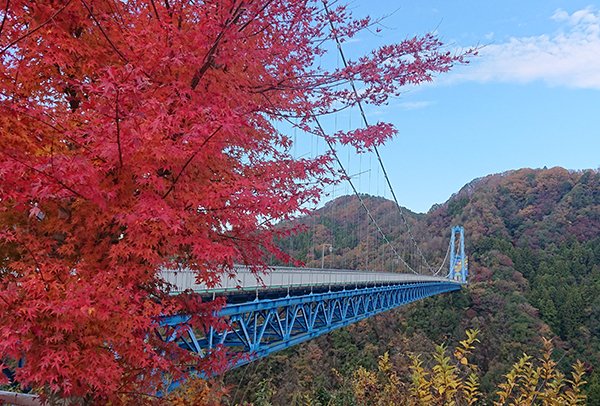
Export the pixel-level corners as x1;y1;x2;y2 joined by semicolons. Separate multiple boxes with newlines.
225;167;600;404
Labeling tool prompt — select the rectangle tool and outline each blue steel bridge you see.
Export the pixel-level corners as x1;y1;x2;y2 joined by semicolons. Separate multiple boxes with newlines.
158;225;469;372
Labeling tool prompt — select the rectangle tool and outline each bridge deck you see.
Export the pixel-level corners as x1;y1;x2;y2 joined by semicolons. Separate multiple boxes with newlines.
161;266;459;294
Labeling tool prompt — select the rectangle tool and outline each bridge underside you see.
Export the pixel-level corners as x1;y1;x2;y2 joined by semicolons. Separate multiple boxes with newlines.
159;280;461;372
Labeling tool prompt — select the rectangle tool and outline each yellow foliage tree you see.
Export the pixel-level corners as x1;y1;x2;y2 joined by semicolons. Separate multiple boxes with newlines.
164;377;226;406
352;352;404;405
350;330;586;406
494;338;586;406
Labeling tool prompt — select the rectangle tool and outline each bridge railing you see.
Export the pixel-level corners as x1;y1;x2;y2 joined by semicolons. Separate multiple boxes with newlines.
160;266;460;294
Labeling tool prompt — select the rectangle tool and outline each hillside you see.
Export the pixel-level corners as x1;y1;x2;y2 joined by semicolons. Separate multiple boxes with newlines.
225;167;600;404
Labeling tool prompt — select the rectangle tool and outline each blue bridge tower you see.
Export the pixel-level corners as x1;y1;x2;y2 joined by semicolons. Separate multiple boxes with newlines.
448;225;468;283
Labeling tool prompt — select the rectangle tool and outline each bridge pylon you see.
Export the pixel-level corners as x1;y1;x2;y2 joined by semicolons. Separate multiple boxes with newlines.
448;225;468;283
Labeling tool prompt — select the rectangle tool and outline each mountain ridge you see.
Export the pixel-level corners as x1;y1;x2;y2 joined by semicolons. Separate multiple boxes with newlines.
229;166;600;403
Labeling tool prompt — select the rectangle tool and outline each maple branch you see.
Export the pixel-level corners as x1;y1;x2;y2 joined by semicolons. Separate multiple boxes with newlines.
103;0;128;32
0;0;9;40
80;0;129;63
0;0;72;55
162;126;222;199
236;0;273;33
149;0;160;20
1;106;108;163
190;2;246;90
115;88;123;168
4;152;89;200
13;233;49;289
190;31;224;90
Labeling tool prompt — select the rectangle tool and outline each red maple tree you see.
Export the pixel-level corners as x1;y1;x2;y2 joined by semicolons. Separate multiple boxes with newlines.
0;0;471;401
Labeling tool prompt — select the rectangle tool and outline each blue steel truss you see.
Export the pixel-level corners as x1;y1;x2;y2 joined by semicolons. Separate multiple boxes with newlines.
159;281;461;371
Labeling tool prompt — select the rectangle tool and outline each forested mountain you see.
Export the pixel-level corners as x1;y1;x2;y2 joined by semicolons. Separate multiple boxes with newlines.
224;167;600;404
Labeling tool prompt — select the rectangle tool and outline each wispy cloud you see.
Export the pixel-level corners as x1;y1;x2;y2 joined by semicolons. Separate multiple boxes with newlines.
366;100;435;117
396;100;435;110
452;7;600;89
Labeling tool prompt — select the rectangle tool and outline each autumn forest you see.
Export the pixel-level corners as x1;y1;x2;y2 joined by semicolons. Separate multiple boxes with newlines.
220;167;600;405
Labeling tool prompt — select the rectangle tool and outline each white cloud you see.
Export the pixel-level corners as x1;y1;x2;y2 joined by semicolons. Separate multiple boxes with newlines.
453;7;600;89
342;37;362;44
364;100;434;118
396;101;435;110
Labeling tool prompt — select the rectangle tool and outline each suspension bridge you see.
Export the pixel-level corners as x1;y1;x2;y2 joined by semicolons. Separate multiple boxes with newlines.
153;5;474;374
158;225;468;374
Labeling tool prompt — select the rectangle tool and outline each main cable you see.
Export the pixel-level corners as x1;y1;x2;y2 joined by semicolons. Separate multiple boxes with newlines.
433;242;451;276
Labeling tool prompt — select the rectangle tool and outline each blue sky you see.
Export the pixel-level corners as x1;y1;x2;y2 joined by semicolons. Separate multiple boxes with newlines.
313;1;600;213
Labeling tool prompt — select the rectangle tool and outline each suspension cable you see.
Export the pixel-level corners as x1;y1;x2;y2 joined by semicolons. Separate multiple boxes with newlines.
321;1;435;274
433;242;451;276
312;115;417;274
